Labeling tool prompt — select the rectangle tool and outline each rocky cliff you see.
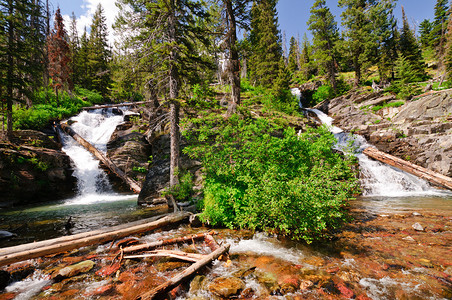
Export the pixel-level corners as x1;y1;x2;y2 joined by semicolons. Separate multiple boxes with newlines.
0;130;76;207
315;89;452;177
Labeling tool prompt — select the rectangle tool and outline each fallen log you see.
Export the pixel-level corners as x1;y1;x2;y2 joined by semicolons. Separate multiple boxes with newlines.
363;147;452;190
137;244;230;300
123;231;215;254
0;212;191;268
59;122;141;193
81;101;155;111
124;250;205;263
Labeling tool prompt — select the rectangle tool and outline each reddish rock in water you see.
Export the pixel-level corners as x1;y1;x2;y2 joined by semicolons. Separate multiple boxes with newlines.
95;261;121;277
86;284;115;297
208;277;245;298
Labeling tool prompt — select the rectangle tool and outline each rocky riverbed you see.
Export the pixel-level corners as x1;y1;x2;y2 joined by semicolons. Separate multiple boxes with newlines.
0;204;450;299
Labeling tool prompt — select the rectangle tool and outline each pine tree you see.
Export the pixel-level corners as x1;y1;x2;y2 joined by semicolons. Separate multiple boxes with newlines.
419;19;434;49
287;36;299;73
0;0;45;137
308;0;339;90
115;0;211;192
432;0;449;55
68;12;81;86
218;0;251;115
47;7;72;105
338;0;376;87
444;6;452;79
78;27;90;89
249;0;281;88
87;4;111;96
399;6;425;80
300;33;315;80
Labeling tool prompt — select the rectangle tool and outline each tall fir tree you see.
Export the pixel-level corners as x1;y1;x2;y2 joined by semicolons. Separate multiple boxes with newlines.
300;33;315;80
0;0;46;137
68;12;81;87
419;19;434;49
399;6;425;80
115;0;211;194
87;4;111;96
444;5;452;79
338;0;376;87
47;7;72;105
249;0;281;88
432;0;449;56
308;0;339;90
218;0;251;115
287;36;299;73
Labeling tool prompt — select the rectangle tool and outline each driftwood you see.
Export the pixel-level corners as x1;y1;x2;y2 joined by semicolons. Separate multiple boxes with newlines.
0;212;191;268
124;250;205;263
122;231;215;254
363;147;452;190
82;101;155;111
205;234;220;251
59;123;141;193
137;244;230;300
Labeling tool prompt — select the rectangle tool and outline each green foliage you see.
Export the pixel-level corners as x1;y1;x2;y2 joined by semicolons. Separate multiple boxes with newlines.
163;171;195;202
183;115;358;242
188;83;216;108
132;166;147;173
372;101;405;112
13;86;103;130
313;85;333;103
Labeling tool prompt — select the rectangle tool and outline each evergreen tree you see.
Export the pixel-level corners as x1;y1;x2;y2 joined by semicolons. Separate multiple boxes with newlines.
249;0;281;88
287;36;299;73
300;33;315;80
308;0;339;90
47;8;72;104
399;6;425;80
432;0;449;55
87;4;111;96
0;0;45;137
273;56;292;105
217;0;251;115
68;12;81;86
444;6;452;79
115;0;211;191
419;19;434;49
78;27;90;89
370;0;397;83
338;0;376;87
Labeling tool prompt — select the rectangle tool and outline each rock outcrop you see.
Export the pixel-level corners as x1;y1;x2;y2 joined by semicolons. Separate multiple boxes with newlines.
315;89;452;176
0;130;76;207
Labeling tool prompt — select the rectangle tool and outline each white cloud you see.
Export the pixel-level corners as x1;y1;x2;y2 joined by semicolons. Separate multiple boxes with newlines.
62;0;119;45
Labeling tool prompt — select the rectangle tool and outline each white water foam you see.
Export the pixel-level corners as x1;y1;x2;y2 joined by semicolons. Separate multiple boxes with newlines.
5;273;51;300
59;109;128;204
305;108;448;197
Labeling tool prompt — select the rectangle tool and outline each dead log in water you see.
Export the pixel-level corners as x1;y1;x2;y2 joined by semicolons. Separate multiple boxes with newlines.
122;231;216;254
0;212;191;268
59;122;141;193
137;244;230;300
363;147;452;190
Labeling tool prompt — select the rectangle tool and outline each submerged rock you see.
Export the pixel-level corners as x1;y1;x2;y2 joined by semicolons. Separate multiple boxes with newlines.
53;260;95;281
208;277;245;298
412;223;424;231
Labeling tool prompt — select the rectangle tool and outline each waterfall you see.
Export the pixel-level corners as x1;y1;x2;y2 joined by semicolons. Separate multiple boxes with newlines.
305;108;446;197
59;109;133;204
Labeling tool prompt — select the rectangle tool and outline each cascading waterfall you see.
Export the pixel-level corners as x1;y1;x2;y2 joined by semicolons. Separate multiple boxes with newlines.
305;108;446;197
59;109;133;204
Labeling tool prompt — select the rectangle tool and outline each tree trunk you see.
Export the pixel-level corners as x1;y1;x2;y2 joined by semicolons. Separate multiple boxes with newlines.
168;3;180;188
354;57;361;88
363;147;452;191
137;244;230;300
59;123;141;193
225;0;240;116
0;212;191;268
6;2;14;139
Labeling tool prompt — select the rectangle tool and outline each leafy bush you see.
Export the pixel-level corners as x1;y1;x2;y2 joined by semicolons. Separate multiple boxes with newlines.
183;115;359;242
188;83;216;108
163;172;195;202
313;85;333;104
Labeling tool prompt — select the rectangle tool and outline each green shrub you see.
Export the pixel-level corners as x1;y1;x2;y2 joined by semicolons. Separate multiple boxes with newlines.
188;83;216;108
313;85;333;104
183;115;359;242
163;171;195;202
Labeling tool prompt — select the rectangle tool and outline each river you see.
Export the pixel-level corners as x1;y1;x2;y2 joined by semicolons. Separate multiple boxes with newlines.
0;107;451;299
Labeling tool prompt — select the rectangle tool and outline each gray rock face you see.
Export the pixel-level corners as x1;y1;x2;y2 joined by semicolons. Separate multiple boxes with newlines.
0;131;76;208
315;90;452;177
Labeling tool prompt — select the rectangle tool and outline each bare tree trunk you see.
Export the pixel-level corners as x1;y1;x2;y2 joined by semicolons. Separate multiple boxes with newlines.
225;0;240;116
168;1;180;189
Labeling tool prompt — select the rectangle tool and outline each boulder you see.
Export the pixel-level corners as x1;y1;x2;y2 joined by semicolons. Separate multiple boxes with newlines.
53;260;95;281
208;277;245;298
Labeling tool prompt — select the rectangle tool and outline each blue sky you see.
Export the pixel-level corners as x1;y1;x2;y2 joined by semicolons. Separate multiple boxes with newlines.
56;0;437;44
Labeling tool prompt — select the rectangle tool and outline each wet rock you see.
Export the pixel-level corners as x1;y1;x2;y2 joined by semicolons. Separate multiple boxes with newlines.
0;270;10;290
255;271;279;294
299;279;314;291
278;275;300;294
233;266;256;278
335;281;355;299
189;275;207;294
53;260;95;281
189;214;203;227
412;223;424;231
412;212;422;216
208;277;245;298
86;284;115;297
240;287;255;298
402;236;416;242
155;261;190;272
95;261;121;277
303;256;326;267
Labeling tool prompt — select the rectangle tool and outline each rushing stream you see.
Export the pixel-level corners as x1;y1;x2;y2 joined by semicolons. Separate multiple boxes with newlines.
1;105;451;299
